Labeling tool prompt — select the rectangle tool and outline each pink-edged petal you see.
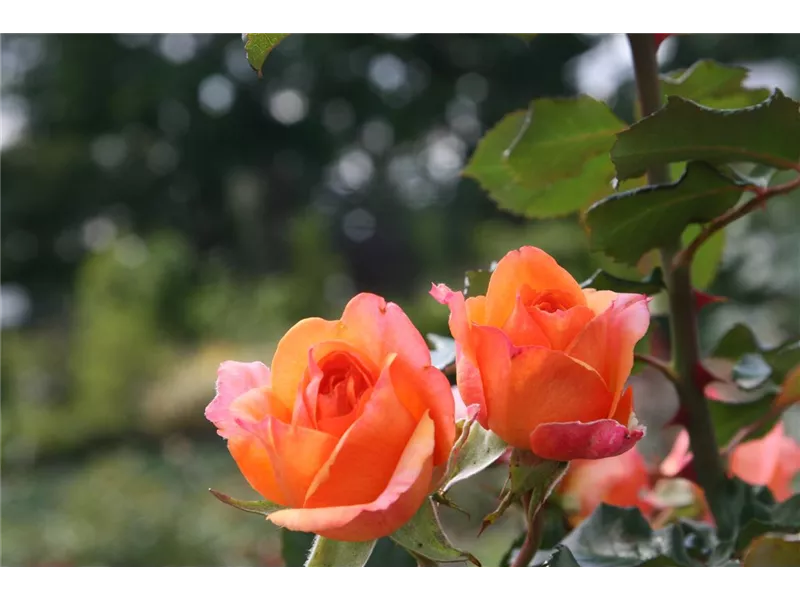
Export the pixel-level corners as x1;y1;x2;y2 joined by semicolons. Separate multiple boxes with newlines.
341;292;431;370
582;289;618;316
303;359;417;508
529;419;645;461
430;284;474;352
205;361;272;437
267;412;436;542
567;294;650;400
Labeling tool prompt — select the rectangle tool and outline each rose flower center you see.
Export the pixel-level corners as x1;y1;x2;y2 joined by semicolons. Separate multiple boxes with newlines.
523;288;575;314
315;351;375;421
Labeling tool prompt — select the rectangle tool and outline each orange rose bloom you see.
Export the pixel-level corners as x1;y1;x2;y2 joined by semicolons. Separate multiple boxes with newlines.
432;246;650;461
206;293;455;542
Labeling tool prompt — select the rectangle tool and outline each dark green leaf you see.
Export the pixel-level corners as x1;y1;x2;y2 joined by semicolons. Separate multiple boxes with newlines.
208;489;282;516
661;60;770;110
463;107;622;218
243;34;289;76
682;224;725;290
580;267;664;294
463;267;492;297
743;535;800;566
391;498;480;565
427;333;456;370
612;91;800;181
714;479;800;555
586;162;745;265
710;322;800;384
305;536;376;567
708;394;777;447
559;505;709;566
282;530;315;566
365;538;417;567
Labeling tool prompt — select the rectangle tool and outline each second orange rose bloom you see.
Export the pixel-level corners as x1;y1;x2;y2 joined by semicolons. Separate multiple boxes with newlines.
432;246;651;461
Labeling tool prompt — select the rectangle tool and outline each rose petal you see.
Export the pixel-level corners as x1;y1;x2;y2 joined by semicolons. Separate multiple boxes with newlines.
271;317;344;410
660;429;692;478
303;359;417;508
501;291;552;348
388;358;456;466
267;412;436;542
529;419;645;461
430;284;473;353
567;294;650;401
244;417;339;507
770;435;800;501
559;448;650;520
341;293;432;370
228;436;287;506
455;346;488;427
473;326;613;449
484;246;586;327
730;423;785;489
205;361;273;437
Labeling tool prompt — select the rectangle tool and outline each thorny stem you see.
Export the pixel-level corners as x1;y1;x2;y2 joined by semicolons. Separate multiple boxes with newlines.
510;492;544;567
627;34;727;522
673;174;800;270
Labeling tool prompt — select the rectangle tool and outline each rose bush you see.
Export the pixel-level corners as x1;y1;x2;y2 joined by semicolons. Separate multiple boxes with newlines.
205;293;455;542
561;421;800;526
432;245;650;461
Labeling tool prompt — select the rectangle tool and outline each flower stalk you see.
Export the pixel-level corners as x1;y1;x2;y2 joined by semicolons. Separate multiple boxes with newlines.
627;34;727;521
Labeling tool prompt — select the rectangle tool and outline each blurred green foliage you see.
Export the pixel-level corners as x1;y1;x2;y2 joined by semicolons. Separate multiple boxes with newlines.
2;33;800;566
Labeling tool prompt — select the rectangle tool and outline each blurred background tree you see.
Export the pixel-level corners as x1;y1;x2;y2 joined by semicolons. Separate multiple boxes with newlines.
2;33;799;566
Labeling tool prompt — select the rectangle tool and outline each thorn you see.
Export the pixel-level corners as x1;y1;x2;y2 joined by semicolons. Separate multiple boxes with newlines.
693;289;727;312
432;492;471;519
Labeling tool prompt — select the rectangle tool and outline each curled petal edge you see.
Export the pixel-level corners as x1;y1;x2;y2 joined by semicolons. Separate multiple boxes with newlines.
529;418;646;461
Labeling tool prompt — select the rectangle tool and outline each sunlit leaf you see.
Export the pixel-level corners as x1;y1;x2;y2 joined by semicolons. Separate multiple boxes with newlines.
464;101;624;218
243;33;289;76
586;162;745;265
612;91;800;181
661;60;770;110
391;498;480;565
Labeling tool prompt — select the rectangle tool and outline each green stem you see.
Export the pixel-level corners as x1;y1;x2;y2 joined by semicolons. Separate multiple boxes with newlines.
627;34;727;521
511;492;544;567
